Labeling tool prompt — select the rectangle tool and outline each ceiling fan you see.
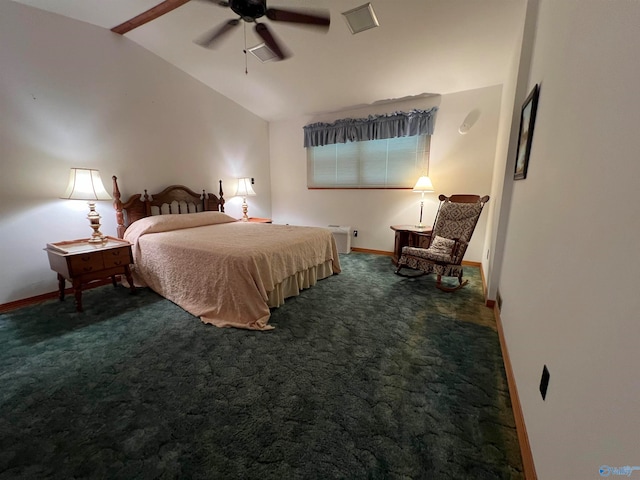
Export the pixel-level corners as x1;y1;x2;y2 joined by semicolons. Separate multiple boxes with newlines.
111;0;331;61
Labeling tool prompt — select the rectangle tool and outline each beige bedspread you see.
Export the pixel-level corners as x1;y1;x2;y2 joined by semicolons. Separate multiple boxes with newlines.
123;212;341;330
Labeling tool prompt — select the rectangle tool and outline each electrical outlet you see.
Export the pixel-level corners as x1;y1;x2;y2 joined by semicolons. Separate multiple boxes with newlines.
353;230;358;237
540;365;550;400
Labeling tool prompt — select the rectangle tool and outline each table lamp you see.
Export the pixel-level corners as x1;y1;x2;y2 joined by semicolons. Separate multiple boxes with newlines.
235;177;256;222
61;168;112;243
413;175;434;228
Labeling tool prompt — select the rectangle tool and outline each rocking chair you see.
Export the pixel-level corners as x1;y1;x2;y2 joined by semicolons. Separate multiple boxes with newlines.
395;194;489;291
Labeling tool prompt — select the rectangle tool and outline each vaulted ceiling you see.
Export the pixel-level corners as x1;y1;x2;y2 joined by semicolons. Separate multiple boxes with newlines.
12;0;526;121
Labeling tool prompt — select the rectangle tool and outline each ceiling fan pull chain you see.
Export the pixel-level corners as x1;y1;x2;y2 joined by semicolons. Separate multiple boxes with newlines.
243;22;248;75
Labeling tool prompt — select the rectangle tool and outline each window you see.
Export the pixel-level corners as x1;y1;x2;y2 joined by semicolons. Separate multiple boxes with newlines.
307;135;430;189
303;107;437;189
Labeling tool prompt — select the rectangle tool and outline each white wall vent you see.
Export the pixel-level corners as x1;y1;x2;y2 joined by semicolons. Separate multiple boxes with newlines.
248;43;278;62
342;3;379;34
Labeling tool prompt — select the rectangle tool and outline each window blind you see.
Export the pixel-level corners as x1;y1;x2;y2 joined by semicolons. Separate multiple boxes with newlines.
307;135;430;188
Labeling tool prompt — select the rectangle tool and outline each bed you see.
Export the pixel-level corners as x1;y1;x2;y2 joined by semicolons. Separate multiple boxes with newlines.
112;177;341;330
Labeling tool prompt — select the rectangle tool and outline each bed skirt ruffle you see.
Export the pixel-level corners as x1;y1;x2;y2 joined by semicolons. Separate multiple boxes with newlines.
266;259;334;308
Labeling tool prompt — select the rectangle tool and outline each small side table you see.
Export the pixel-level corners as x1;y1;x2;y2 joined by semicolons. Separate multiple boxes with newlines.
45;236;135;312
390;225;433;265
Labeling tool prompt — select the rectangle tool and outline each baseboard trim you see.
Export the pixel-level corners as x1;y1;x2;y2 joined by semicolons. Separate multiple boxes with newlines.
461;260;481;267
477;264;496;308
0;278;117;314
349;249;483;266
494;306;537;480
351;247;393;256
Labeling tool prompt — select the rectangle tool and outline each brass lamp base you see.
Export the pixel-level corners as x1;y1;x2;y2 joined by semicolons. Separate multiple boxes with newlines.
241;197;249;222
87;201;106;243
415;199;426;229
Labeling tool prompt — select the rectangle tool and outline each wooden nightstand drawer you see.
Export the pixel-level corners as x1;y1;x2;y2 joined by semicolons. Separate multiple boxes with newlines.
68;252;104;275
103;247;133;268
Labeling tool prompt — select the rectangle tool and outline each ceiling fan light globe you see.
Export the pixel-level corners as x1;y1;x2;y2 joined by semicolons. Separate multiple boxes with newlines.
229;0;267;20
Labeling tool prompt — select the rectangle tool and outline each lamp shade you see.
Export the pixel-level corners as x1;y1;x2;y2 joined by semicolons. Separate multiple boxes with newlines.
412;176;434;193
235;177;256;197
61;168;112;201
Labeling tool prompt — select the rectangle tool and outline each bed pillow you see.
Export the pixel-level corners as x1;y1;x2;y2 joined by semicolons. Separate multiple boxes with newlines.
124;211;237;241
429;235;456;255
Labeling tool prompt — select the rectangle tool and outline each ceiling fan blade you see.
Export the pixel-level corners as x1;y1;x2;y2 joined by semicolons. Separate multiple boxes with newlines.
255;23;289;60
111;0;191;35
265;7;330;29
195;19;240;48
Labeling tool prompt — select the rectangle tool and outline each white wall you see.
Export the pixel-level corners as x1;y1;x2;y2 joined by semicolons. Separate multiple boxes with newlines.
499;1;640;478
269;86;503;263
0;2;270;304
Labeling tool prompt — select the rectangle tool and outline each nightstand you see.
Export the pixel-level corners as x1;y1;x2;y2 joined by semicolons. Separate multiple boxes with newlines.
247;217;272;223
45;236;135;312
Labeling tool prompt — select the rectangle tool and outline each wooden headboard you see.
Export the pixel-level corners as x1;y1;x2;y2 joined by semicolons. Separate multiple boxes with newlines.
112;176;225;238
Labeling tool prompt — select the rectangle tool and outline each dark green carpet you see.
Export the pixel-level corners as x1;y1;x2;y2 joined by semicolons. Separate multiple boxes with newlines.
0;253;523;479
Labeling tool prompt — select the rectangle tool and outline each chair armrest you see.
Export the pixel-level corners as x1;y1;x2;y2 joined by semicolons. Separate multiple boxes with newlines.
450;238;466;263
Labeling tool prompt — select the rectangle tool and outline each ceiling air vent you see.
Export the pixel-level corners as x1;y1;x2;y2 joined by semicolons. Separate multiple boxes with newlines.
248;43;278;63
342;3;379;34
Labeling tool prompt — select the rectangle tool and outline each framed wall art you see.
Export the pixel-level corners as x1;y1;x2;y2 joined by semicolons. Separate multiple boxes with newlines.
514;84;540;180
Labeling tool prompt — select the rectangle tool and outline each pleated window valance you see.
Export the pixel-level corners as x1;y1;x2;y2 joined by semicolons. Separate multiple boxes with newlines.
303;107;438;148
